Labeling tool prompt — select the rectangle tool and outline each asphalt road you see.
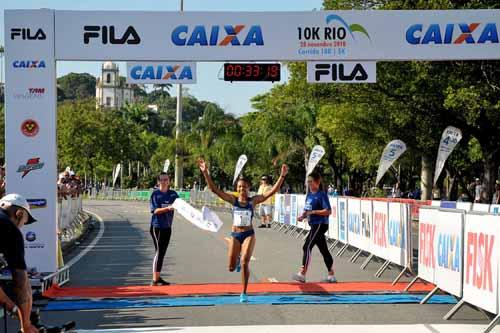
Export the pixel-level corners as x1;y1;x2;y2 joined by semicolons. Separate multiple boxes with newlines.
5;199;493;332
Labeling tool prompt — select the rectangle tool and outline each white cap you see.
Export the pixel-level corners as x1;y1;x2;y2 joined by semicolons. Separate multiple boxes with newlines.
0;193;37;224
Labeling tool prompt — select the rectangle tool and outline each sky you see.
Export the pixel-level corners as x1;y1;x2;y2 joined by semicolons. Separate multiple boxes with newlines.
1;0;323;116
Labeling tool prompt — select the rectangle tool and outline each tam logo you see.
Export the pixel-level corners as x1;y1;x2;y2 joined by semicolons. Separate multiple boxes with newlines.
130;65;193;81
171;25;264;46
406;23;499;45
13;60;46;69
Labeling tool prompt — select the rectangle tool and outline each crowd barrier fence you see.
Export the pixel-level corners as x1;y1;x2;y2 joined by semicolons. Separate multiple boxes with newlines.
404;205;500;333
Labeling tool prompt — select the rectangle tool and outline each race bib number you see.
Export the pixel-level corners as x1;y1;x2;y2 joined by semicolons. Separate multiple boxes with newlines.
233;209;252;227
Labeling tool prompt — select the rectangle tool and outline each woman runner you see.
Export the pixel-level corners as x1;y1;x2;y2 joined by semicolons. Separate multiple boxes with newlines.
292;171;337;283
198;158;288;302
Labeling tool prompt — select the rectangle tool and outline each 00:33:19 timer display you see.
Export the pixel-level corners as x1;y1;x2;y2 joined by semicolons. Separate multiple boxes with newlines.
223;63;281;82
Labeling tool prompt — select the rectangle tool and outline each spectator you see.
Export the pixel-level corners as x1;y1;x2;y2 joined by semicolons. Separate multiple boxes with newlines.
480;189;490;204
457;192;470;202
327;184;334;196
492;180;500;205
0;165;5;198
474;178;483;203
391;182;402;198
0;194;39;333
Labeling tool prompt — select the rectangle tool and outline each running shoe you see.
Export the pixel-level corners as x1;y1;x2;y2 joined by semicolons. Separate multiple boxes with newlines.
321;275;338;283
267;224;272;228
235;256;241;272
151;277;170;286
240;293;248;303
292;272;306;283
257;224;267;228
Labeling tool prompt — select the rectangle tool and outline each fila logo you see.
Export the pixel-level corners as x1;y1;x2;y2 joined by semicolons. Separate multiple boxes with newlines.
315;63;368;82
83;26;141;45
10;28;46;40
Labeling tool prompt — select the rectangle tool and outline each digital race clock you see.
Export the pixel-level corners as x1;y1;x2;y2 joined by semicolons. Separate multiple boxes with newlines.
223;63;281;82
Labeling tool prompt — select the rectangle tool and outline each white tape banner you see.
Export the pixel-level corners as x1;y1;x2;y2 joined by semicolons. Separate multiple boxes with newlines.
172;199;223;232
463;213;500;314
328;197;339;240
338;198;348;243
307;61;376;83
418;208;464;297
127;62;197;84
347;198;364;249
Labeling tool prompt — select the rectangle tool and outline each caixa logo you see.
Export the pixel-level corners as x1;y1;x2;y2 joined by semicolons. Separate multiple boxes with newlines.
12;60;46;69
171;25;264;46
10;28;46;40
315;63;368;82
130;65;194;81
84;26;141;45
406;23;499;45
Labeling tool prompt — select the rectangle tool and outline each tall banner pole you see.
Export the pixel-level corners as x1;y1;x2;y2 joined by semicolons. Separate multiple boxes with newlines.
375;140;407;186
433;126;462;186
5;9;58;273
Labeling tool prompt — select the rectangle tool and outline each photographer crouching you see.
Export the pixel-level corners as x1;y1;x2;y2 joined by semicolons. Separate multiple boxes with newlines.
0;194;39;333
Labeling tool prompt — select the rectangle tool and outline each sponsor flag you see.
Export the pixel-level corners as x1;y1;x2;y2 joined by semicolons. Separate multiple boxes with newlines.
433;126;462;186
172;199;223;232
306;145;325;176
113;163;121;187
233;155;248;185
163;159;170;173
375;140;406;185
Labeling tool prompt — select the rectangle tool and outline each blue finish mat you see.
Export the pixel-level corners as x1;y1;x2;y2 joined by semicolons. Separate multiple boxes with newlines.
44;294;456;311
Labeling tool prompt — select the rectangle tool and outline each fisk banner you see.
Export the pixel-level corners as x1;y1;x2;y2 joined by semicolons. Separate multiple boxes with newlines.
463;213;500;314
126;62;197;84
418;208;464;297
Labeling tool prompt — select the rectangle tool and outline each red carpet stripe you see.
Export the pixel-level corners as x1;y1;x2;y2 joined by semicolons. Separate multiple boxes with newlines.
44;282;434;299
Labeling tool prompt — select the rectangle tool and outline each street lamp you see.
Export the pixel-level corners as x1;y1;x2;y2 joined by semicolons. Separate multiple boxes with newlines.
174;0;184;190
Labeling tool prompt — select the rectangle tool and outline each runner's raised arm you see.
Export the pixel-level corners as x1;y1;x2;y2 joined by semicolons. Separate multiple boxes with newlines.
198;158;236;204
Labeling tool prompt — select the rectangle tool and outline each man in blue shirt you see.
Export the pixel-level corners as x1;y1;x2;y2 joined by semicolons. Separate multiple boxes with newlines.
150;172;178;286
292;172;336;283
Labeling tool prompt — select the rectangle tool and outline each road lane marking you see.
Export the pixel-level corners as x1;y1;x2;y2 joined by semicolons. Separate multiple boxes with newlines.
65;210;105;269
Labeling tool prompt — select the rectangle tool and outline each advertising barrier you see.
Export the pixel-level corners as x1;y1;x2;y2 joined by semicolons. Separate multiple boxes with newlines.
360;199;373;254
5;10;58;273
347;198;364;250
386;202;410;268
328;197;339;240
472;203;491;213
418;207;464;297
371;200;389;259
491;205;500;215
338;198;348;244
462;213;500;314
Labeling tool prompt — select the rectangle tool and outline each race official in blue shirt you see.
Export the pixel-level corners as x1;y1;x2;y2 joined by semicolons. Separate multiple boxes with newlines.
149;172;178;286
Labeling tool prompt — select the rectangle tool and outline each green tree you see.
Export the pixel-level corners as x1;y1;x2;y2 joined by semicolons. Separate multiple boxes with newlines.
57;73;96;101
